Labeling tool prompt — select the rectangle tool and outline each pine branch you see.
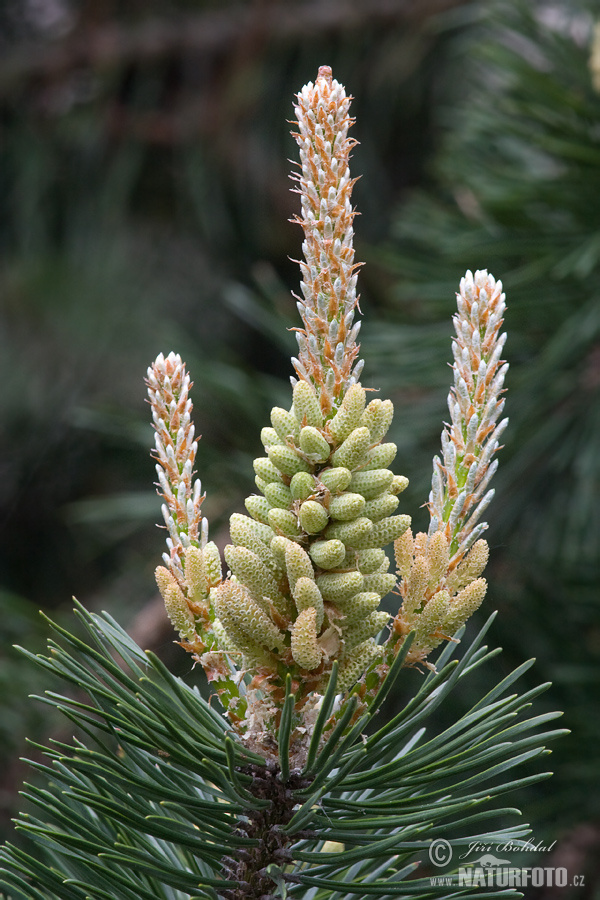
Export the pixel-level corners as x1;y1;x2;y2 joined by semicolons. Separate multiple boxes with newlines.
0;606;565;899
0;57;566;900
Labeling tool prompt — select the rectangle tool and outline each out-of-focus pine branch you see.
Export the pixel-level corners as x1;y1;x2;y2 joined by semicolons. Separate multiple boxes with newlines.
0;0;465;98
373;0;600;837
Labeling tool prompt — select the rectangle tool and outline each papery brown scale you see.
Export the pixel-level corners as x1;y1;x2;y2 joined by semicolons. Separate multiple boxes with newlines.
470;353;481;372
475;423;495;442
447;473;458;497
308;158;319;182
484;363;500;385
474;383;486;404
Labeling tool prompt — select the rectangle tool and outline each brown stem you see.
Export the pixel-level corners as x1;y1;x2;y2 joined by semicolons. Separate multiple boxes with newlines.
220;761;314;900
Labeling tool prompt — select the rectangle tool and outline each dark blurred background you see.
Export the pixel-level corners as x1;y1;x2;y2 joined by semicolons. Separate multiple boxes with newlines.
1;0;599;893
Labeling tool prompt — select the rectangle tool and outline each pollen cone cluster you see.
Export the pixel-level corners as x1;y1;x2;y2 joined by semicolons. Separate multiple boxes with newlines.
217;379;410;698
392;528;489;666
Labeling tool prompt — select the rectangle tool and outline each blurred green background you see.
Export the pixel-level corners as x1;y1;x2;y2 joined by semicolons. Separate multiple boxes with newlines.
1;0;599;891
